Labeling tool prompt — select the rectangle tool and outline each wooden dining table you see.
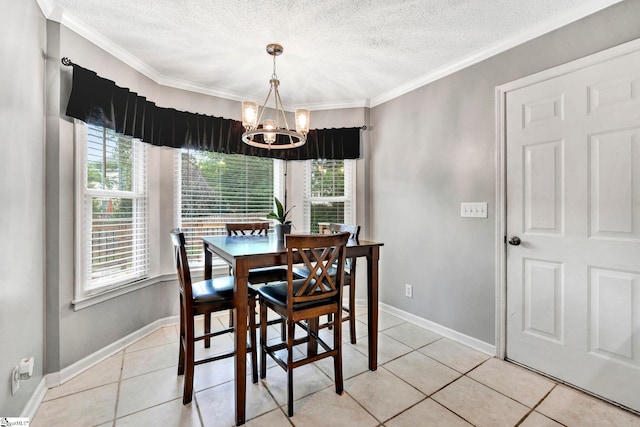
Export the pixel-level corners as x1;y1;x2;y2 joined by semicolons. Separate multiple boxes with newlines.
202;233;383;425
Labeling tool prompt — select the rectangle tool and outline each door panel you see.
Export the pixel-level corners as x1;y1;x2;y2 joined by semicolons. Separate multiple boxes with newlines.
524;140;564;234
506;48;640;412
589;129;640;240
589;267;640;365
523;258;563;342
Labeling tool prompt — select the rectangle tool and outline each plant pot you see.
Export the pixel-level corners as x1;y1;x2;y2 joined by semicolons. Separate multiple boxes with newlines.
275;223;291;242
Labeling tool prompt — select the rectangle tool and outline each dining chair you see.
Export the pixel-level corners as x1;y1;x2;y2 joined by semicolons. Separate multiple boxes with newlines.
226;222;289;284
258;232;350;416
224;222;289;339
293;223;361;343
170;229;258;404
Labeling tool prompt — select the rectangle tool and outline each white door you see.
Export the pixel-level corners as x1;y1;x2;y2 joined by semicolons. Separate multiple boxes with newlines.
506;48;640;411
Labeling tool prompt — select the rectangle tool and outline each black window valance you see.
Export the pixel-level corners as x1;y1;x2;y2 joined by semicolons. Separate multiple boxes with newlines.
64;63;361;160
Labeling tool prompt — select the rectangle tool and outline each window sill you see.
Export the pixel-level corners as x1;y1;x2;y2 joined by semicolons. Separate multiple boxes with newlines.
71;265;232;311
72;273;176;311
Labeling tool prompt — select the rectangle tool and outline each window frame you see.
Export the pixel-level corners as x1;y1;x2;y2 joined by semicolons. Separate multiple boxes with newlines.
303;159;356;233
73;122;150;307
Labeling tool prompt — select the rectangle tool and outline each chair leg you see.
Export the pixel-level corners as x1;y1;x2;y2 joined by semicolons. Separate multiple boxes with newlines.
248;297;258;384
307;317;319;357
287;318;295;417
183;319;195;404
177;303;185;375
204;313;211;348
287;367;294;417
333;310;344;395
349;282;356;344
259;300;268;379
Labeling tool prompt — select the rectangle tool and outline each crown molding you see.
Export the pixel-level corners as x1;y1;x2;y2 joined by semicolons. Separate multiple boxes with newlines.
151;75;248;103
59;10;163;81
39;0;621;111
370;0;622;107
40;3;247;103
35;0;56;18
295;98;369;111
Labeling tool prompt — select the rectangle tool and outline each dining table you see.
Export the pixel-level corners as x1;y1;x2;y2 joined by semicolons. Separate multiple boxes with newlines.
202;233;383;425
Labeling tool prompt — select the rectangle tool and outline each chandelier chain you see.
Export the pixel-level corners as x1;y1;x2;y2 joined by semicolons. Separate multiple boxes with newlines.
272;54;278;80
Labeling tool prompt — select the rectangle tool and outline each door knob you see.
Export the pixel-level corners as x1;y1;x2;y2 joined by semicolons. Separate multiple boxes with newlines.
508;236;521;246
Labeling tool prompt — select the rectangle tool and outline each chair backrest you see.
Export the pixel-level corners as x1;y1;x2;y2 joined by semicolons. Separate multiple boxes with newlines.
226;222;270;236
170;229;193;301
329;223;360;269
285;232;350;308
328;223;360;241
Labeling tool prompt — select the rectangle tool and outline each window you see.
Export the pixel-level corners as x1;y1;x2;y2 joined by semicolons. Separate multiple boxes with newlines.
176;149;284;265
76;124;148;298
304;159;354;233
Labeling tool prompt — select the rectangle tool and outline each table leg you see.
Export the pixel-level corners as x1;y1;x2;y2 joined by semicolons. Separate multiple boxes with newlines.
204;243;213;347
234;259;248;426
203;244;212;280
367;246;379;371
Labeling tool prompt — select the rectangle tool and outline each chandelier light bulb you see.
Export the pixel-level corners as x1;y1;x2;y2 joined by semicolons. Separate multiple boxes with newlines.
242;101;259;129
263;119;276;143
295;109;310;135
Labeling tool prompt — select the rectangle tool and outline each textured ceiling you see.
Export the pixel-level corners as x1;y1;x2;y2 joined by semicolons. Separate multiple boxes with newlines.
45;0;620;109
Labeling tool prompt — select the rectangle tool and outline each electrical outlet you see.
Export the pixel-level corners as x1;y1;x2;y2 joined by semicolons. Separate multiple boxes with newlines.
405;284;413;298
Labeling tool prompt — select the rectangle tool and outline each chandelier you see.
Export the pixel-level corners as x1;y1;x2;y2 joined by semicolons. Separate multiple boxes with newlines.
241;44;310;149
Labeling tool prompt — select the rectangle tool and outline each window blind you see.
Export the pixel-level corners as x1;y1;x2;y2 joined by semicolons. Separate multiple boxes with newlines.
304;159;353;233
177;149;281;265
82;125;148;293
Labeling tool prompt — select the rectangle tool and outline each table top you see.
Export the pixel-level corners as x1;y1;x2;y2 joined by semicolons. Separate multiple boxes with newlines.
202;234;382;259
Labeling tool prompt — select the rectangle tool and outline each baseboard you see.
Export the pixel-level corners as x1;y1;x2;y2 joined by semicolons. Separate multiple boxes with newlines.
35;301;495;414
21;376;48;419
355;299;496;356
46;315;179;388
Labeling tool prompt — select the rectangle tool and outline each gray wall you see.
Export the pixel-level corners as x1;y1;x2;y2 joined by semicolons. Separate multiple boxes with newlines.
46;21;261;370
47;25;194;370
370;0;640;344
0;0;46;415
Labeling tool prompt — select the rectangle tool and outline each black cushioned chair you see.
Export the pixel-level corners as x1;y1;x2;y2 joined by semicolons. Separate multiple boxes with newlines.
258;232;350;416
294;223;361;343
170;229;258;404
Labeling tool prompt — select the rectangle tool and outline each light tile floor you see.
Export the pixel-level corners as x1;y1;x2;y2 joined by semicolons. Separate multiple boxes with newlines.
33;310;640;427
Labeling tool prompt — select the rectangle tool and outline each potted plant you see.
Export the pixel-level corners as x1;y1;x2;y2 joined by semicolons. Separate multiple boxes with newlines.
267;196;293;241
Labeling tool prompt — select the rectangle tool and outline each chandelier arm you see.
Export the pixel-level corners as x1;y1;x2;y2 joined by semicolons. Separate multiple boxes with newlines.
274;87;292;132
273;85;282;129
272;83;296;146
276;101;295;145
255;85;274;130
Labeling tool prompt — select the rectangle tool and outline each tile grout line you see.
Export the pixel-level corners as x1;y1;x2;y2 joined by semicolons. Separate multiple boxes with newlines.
380;349;470;425
513;384;567;427
459;365;570;427
111;350;125;426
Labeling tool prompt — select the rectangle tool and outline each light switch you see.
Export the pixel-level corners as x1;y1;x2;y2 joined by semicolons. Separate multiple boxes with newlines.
461;202;488;218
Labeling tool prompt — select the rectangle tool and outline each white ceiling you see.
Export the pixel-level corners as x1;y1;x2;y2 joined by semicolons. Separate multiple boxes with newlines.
41;0;621;109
